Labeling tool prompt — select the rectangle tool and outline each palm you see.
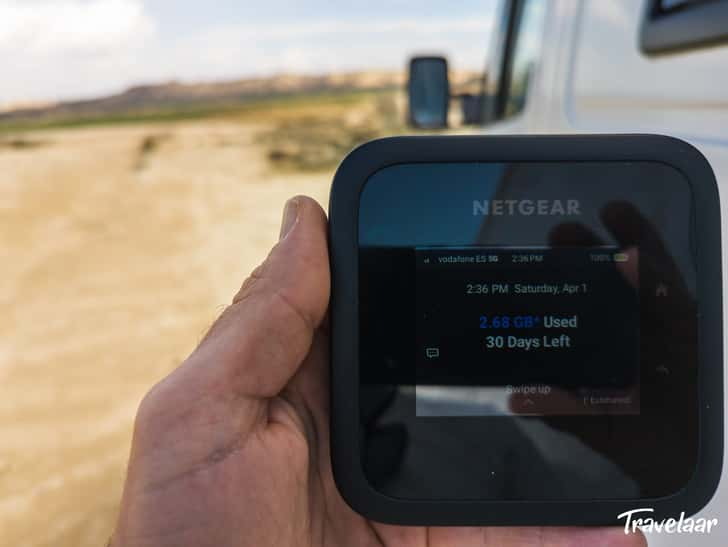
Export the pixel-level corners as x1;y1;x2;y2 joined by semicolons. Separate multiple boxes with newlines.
113;331;382;547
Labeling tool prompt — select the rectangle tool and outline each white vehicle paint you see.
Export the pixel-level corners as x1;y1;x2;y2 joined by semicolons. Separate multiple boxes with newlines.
457;0;727;541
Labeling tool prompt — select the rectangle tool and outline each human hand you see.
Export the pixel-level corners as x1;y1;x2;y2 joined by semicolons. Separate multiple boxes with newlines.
111;196;645;547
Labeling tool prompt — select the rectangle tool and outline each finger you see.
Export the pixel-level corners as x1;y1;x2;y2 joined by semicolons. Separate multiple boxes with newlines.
127;196;329;491
191;195;330;400
601;201;684;293
601;201;664;251
280;328;331;457
549;221;605;247
549;220;638;286
539;527;646;547
509;388;590;416
601;200;696;327
418;526;646;547
156;195;329;416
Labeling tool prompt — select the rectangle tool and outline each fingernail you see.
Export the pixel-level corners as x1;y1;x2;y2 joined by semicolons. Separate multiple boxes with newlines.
279;198;299;240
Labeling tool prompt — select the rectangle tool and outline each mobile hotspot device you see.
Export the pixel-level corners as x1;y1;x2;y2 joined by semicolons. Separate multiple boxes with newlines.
328;135;723;526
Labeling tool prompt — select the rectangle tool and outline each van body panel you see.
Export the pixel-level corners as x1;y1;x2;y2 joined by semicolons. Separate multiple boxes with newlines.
478;0;727;541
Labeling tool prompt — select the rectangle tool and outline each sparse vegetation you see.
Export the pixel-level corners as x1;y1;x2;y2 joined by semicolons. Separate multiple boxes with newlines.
259;116;380;171
135;133;172;170
257;90;406;172
0;135;48;149
0;86;399;133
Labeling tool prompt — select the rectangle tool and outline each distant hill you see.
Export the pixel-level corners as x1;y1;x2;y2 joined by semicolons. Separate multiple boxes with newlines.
0;70;480;129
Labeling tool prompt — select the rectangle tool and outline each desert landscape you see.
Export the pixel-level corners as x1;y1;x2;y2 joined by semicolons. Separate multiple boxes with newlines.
0;74;423;546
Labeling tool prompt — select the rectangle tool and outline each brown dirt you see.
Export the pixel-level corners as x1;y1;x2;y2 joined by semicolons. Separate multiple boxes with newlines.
0;120;331;546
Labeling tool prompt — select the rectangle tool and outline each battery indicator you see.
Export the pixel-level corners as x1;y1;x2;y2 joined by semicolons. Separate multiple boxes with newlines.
613;252;629;263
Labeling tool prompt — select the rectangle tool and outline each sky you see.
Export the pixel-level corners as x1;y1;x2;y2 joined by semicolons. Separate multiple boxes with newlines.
0;0;498;105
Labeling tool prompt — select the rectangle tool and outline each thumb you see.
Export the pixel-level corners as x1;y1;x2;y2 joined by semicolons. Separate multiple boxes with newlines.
183;195;330;401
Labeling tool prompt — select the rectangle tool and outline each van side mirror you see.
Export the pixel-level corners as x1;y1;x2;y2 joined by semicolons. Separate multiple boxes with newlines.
407;56;450;129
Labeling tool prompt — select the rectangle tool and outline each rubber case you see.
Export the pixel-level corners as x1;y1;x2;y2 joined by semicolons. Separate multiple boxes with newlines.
328;135;723;526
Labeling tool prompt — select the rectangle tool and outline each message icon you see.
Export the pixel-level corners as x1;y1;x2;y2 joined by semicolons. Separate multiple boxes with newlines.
425;347;440;359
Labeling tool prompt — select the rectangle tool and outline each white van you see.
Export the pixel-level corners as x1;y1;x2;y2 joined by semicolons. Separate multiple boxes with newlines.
407;1;728;543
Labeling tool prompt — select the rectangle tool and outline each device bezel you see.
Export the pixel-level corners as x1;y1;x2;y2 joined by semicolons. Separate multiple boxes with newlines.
328;134;723;526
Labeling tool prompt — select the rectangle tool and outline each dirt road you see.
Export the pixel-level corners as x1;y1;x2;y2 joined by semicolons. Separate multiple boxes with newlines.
0;121;330;546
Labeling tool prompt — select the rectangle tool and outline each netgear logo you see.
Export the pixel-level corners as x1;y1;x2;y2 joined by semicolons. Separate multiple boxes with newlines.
472;199;581;216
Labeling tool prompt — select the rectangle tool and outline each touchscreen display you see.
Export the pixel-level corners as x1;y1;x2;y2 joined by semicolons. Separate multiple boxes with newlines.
357;160;697;501
415;246;640;416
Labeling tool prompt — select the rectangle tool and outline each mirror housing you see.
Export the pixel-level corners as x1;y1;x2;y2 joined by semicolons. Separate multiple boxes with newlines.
407;56;450;129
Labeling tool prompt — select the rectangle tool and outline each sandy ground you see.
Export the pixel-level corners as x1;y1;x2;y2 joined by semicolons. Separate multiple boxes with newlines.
0;121;331;546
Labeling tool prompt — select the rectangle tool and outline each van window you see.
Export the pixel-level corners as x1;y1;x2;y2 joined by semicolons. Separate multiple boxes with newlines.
503;0;547;117
641;0;728;54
